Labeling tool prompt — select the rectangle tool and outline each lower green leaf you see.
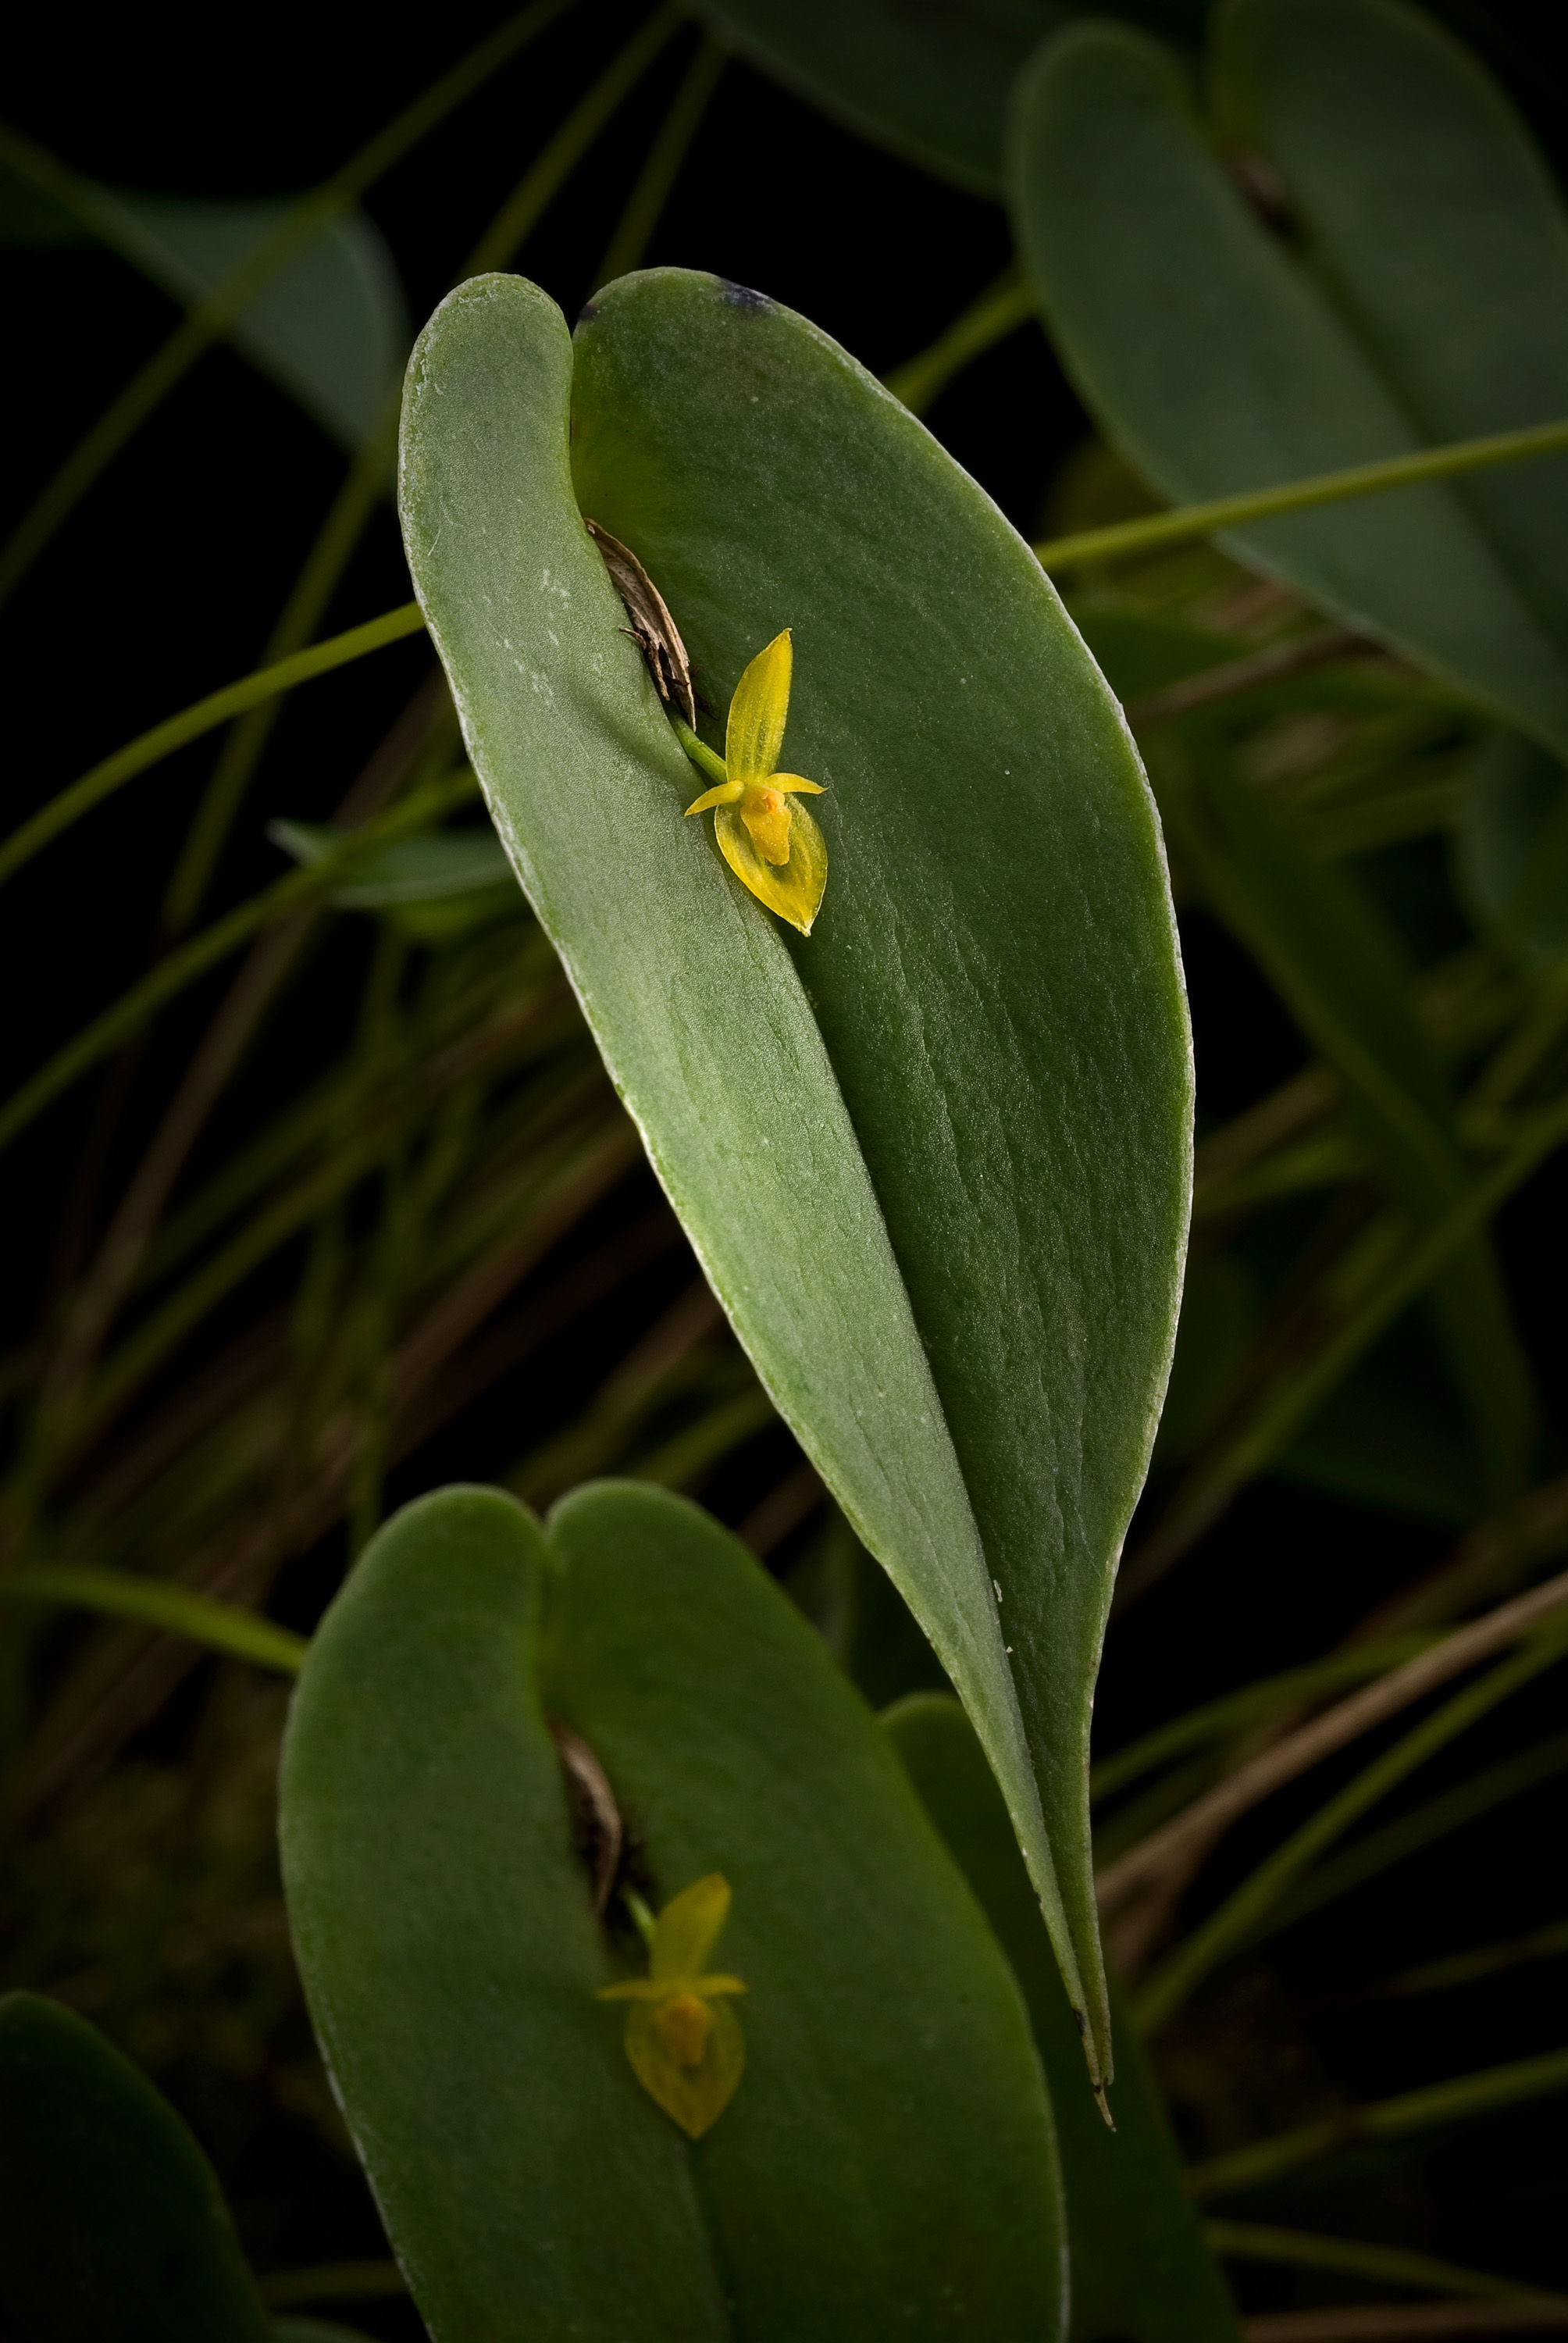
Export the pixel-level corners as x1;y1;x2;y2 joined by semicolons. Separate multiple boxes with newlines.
280;1482;1067;2342
884;1695;1240;2343
399;266;1194;2090
0;1992;274;2343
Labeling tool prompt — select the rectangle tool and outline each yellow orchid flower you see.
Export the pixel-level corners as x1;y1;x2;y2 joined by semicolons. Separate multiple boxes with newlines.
680;630;827;935
596;1873;747;2139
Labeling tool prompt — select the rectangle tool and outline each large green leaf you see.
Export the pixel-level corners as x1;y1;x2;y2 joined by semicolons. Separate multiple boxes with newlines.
0;1992;273;2343
1213;0;1568;654
1010;0;1568;759
700;0;1204;197
280;1482;1067;2341
397;267;1192;2081
99;192;408;451
0;162;406;450
885;1695;1239;2343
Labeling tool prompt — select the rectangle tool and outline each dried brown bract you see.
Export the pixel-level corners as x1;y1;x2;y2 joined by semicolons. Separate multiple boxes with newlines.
585;517;697;725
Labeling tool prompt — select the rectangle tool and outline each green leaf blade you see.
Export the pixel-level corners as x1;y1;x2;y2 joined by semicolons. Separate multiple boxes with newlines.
1214;0;1568;651
543;1482;1067;2338
279;1487;724;2343
397;268;1193;2084
280;1483;1067;2340
700;0;1207;195
1009;20;1568;757
0;1993;274;2343
93;191;408;451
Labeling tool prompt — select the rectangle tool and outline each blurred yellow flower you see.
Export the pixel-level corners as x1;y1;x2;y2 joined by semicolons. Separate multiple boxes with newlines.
682;630;827;935
597;1872;747;2138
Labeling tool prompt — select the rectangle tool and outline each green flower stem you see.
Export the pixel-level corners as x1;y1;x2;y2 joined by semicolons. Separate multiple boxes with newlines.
590;33;727;293
1203;2220;1568;2306
624;1888;658;1948
1035;417;1568;573
0;767;476;1160
0;1564;305;1674
0;600;427;892
670;713;729;788
1089;1634;1438;1803
1185;2047;1568;2201
882;267;1037;419
1133;1621;1568;2034
0;0;578;605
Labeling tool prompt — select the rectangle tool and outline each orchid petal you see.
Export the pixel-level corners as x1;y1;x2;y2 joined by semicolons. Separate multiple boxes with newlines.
650;1873;731;1980
684;777;743;815
715;797;828;936
623;1995;745;2141
725;629;792;785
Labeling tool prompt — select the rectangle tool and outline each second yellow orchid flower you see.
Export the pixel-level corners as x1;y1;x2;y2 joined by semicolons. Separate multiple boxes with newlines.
681;630;827;936
596;1874;747;2140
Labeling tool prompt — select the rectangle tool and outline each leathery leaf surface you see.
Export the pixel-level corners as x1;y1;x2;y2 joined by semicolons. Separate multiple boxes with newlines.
279;1484;1066;2341
397;268;1192;2083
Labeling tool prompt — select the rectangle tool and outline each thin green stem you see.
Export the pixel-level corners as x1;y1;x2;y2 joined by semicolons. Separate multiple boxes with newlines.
0;1564;305;1674
1466;966;1568;1123
1089;1635;1438;1803
1034;419;1568;574
1139;1093;1568;1587
462;2;686;277
624;1887;658;1946
882;267;1037;419
1203;2221;1567;2306
1364;1917;1568;2002
161;409;401;935
0;601;426;891
135;944;561;1289
1133;1624;1568;2033
1185;2047;1568;2200
634;1385;776;1490
591;34;726;292
670;714;728;787
0;769;475;1158
0;0;576;604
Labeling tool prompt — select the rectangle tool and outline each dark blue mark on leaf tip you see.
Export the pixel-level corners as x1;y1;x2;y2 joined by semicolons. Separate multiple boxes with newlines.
718;280;771;312
577;297;601;326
